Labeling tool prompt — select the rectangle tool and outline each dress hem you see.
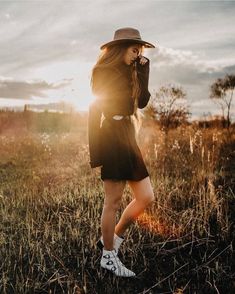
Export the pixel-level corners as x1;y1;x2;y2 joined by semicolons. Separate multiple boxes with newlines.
101;173;149;182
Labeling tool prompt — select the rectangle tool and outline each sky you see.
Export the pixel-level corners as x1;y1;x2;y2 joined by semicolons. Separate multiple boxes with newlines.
0;0;235;120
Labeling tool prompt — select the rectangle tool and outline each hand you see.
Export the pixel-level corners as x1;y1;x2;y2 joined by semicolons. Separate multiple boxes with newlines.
138;55;148;65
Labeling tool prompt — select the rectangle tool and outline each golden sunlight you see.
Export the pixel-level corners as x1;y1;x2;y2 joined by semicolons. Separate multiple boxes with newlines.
28;60;95;111
137;212;181;237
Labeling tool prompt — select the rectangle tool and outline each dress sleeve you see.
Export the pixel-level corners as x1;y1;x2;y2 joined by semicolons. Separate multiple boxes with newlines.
88;99;103;168
136;57;151;109
92;67;120;102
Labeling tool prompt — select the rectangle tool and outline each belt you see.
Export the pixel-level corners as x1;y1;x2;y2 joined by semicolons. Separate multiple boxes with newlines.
112;115;131;120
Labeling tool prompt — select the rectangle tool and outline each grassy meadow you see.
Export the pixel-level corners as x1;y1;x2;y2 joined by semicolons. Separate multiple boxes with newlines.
0;110;234;294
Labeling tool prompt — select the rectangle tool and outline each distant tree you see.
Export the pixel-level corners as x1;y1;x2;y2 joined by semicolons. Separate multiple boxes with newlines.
210;74;235;128
145;84;190;131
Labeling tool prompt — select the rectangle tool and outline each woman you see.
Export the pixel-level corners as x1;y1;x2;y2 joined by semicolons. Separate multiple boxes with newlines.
88;27;155;277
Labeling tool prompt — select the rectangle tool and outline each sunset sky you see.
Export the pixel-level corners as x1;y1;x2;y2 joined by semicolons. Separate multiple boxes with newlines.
0;0;235;120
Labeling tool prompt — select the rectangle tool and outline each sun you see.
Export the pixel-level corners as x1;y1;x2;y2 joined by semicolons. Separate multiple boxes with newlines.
67;77;94;112
28;59;96;112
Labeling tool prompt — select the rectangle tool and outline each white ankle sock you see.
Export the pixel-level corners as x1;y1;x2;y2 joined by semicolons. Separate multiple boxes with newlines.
100;233;124;252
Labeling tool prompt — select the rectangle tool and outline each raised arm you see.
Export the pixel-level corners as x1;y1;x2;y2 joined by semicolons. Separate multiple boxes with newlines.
136;57;151;109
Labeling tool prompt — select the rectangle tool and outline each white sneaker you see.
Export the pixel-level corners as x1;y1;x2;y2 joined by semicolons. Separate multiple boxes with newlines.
97;233;124;253
100;249;136;277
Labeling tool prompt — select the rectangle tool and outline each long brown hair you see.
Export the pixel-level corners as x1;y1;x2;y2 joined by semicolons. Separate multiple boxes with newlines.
91;42;144;137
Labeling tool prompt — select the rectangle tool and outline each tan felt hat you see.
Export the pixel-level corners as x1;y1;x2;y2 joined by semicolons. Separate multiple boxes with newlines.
100;27;156;50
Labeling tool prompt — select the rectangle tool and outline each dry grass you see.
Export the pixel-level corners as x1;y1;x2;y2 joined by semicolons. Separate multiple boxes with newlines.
0;115;234;294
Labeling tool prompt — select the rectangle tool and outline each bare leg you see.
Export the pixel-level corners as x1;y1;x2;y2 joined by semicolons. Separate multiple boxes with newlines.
101;179;126;250
115;176;155;237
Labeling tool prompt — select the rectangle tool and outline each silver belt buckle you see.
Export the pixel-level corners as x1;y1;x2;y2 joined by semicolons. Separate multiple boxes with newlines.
112;115;123;120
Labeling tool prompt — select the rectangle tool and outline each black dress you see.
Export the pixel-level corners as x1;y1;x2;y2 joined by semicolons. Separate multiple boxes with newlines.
88;59;151;181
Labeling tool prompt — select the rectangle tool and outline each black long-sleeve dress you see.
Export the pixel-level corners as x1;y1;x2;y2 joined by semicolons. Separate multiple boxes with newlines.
88;58;151;181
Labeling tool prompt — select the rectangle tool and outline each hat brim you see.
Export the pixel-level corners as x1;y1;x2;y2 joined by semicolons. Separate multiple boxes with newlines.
100;39;156;50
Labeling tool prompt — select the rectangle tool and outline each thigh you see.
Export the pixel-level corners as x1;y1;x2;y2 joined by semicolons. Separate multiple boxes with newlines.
127;176;154;202
103;179;126;202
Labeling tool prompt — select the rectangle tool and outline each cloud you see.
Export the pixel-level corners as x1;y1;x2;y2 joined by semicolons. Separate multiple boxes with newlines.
146;46;235;92
0;77;71;100
0;0;234;120
145;45;235;120
4;13;11;19
148;46;235;74
0;1;158;76
1;1;235;75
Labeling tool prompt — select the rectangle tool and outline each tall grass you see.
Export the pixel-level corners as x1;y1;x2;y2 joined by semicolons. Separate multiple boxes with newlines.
0;115;234;293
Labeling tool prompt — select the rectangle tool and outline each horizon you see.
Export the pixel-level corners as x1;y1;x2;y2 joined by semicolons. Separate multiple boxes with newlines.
1;103;233;123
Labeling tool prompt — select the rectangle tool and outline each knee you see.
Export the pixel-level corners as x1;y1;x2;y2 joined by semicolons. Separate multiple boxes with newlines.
142;191;155;207
104;196;121;211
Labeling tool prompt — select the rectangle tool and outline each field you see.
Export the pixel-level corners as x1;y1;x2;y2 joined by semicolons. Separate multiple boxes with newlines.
0;111;234;294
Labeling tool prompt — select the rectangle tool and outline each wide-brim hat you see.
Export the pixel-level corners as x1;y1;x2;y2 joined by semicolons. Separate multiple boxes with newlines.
100;27;156;50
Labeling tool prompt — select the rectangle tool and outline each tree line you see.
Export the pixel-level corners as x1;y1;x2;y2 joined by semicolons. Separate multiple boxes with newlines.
144;73;235;129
